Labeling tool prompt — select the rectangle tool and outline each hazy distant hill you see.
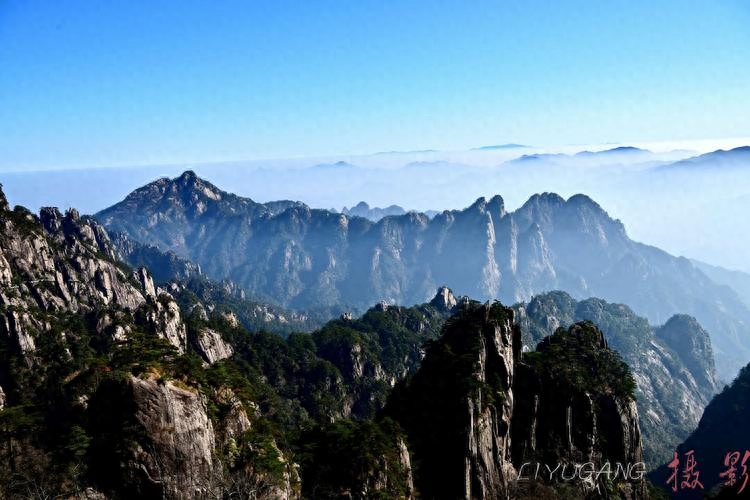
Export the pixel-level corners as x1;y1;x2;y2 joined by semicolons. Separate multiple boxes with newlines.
661;145;750;170
691;259;750;309
341;201;407;221
96;171;750;379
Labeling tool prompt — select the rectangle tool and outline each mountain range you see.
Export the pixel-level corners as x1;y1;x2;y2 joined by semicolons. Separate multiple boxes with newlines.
4;144;750;272
0;183;660;498
97;170;750;380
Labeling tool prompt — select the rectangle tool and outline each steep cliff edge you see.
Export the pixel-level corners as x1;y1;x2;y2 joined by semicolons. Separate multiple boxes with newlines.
513;322;646;499
514;291;719;467
0;185;298;499
385;301;647;499
386;301;519;499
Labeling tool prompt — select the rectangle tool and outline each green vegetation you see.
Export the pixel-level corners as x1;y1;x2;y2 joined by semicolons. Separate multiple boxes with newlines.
298;418;412;499
383;301;513;499
524;321;636;400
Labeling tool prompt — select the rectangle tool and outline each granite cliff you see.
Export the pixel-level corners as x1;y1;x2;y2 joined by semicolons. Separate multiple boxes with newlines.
514;291;719;467
384;301;648;499
0;184;299;499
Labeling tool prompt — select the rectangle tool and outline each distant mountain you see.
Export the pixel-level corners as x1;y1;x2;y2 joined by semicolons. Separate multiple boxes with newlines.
514;291;719;466
691;259;750;309
506;146;682;168
662;145;750;170
340;201;439;222
341;201;407;221
576;146;651;157
96;171;750;379
510;152;567;163
308;160;358;171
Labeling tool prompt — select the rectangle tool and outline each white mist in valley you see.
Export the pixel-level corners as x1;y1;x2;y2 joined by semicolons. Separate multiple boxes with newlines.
2;140;749;272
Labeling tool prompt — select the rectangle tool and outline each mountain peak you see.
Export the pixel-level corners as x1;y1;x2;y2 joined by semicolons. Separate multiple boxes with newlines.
522;192;566;209
468;196;487;211
664;145;750;169
0;183;8;211
575;146;649;157
429;286;457;312
178;170;198;181
566;193;601;209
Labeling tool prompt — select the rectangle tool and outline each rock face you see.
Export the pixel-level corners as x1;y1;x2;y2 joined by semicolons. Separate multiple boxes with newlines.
512;323;646;497
97;172;750;380
0;198;194;356
430;285;458;312
194;327;234;364
126;376;218;499
0;188;299;500
514;291;719;467
86;376;299;500
655;314;718;395
386;302;647;499
144;294;188;353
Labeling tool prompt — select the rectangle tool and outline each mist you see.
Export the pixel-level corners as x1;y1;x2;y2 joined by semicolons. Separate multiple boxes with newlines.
2;143;749;273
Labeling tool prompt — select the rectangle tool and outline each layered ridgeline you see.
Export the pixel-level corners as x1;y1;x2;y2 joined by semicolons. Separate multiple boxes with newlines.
96;171;750;379
0;182;652;499
513;292;719;467
111;233;335;335
0;182;453;498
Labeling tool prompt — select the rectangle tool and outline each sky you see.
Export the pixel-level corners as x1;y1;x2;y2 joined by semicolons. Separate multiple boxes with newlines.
1;0;750;171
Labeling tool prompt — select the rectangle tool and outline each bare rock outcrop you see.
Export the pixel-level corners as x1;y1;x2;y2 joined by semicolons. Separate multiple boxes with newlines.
195;327;234;364
126;376;218;499
387;303;647;499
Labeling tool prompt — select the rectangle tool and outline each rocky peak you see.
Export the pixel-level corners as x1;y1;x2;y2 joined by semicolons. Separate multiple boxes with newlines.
177;169;198;183
468;196;488;212
537;319;609;351
429;286;457;312
522;192;566;211
566;193;602;210
0;183;9;211
385;301;520;499
387;304;646;498
512;321;646;497
656;314;718;394
486;194;506;218
66;207;81;221
39;206;63;232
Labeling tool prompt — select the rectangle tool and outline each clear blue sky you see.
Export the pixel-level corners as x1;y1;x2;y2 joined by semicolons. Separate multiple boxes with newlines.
1;0;749;171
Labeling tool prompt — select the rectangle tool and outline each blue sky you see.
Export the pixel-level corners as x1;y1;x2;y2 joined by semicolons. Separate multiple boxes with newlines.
1;0;749;171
